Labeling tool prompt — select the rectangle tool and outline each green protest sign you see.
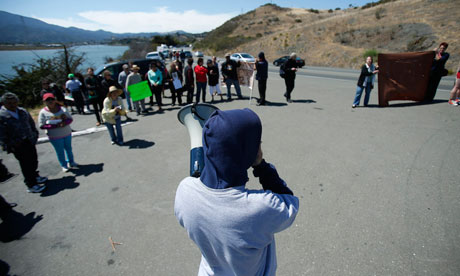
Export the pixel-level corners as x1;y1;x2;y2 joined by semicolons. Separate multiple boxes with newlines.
128;81;152;101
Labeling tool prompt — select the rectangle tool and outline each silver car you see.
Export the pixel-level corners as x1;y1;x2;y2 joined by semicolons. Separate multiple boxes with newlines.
230;53;255;63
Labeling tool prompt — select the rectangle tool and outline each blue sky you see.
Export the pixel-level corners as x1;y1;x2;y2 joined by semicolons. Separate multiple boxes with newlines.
0;0;371;33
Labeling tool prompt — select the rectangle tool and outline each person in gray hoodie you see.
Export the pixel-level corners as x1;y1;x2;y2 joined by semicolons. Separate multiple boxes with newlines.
175;108;299;276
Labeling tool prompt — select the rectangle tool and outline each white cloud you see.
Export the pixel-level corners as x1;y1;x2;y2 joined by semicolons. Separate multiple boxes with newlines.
35;7;237;33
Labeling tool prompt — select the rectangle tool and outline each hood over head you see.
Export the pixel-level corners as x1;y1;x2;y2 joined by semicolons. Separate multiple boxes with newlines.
200;109;262;189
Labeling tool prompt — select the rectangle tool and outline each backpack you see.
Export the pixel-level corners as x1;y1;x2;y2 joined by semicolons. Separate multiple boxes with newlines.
279;62;286;79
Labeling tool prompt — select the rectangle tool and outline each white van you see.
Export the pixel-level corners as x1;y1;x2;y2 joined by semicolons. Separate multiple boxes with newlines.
146;51;162;60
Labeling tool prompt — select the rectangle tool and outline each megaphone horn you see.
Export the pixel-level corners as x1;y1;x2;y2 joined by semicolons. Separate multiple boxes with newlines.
178;103;219;177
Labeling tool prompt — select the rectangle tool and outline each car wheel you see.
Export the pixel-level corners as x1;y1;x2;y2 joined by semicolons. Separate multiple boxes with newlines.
274;61;278;66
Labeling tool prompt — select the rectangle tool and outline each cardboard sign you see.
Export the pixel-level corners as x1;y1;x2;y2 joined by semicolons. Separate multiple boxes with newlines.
128;81;152;102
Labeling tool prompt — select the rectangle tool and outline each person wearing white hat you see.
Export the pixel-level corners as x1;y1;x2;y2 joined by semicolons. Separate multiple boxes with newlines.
102;86;126;145
126;65;147;115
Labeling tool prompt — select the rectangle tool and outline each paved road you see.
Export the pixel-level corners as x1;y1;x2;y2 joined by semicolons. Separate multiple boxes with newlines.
1;68;459;276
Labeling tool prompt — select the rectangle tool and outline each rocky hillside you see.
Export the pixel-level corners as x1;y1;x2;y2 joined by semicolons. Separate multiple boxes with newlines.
195;0;459;72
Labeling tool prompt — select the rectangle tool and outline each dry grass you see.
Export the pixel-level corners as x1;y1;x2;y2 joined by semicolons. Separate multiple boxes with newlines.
203;0;459;71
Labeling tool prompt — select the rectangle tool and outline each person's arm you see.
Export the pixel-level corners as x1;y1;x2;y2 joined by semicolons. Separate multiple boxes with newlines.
118;73;123;86
0;117;11;152
253;159;293;195
361;65;373;76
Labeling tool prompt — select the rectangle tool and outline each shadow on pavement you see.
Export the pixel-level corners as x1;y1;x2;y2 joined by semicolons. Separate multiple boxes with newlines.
387;99;445;108
0;259;10;276
0;210;43;242
71;163;104;177
365;99;446;108
124;139;155;149
40;176;79;197
265;101;288;107
292;99;316;103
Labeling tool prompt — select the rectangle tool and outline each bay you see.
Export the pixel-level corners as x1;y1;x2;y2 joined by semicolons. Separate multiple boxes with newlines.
0;45;129;78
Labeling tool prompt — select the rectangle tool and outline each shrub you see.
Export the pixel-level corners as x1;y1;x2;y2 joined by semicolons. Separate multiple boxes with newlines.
309;8;320;14
375;8;385;19
256;33;262;38
0;45;85;108
363;49;378;61
295;19;302;23
335;7;341;10
328;9;333;13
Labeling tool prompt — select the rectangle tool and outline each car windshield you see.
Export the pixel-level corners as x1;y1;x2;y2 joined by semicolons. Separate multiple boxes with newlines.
240;53;254;59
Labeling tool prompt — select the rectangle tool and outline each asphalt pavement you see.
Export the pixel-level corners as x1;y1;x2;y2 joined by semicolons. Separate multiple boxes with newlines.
0;67;459;276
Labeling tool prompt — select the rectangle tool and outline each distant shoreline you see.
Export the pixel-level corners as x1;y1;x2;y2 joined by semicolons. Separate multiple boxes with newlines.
0;45;63;51
0;44;126;51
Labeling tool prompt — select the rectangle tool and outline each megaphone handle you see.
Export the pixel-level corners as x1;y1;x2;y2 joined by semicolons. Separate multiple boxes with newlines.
190;147;204;177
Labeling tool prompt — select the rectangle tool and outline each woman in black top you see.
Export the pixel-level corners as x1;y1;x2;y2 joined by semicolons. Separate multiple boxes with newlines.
425;42;450;102
352;56;379;108
254;52;268;105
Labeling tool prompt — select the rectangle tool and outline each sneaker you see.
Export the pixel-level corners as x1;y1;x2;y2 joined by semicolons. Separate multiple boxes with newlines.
36;176;48;184
27;184;46;193
288;99;293;103
96;122;101;126
111;141;116;145
118;141;124;146
68;162;79;169
448;100;458;106
62;167;69;172
352;104;357;108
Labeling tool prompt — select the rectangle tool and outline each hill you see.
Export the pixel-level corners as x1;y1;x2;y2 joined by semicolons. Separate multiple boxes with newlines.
0;11;191;44
195;0;459;71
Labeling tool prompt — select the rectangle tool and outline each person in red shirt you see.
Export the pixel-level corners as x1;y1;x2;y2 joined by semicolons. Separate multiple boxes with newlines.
194;58;208;103
448;62;460;105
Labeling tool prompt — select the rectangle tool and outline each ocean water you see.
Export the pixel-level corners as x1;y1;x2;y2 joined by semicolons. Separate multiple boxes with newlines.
0;45;129;79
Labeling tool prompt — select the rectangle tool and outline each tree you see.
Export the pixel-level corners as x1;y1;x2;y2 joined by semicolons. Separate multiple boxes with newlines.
0;45;85;108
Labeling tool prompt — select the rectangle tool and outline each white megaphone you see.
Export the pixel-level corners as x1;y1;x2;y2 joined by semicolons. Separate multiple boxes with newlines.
178;103;219;177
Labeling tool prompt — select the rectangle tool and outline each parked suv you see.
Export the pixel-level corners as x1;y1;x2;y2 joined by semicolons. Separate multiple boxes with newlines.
94;58;163;80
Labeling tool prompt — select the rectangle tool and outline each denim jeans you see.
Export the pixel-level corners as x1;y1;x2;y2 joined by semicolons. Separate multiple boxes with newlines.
49;135;75;168
123;88;133;110
196;82;207;103
225;79;242;99
353;85;373;106
105;117;123;144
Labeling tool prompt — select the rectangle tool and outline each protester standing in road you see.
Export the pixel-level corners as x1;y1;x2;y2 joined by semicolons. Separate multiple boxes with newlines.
38;93;77;172
148;63;163;111
126;65;147;115
194;58;208;103
118;64;133;111
85;67;103;126
184;58;195;104
207;59;223;102
282;53;299;103
102;86;126;145
0;93;47;193
352;56;379;108
167;61;184;106
221;53;242;100
425;42;450;102
175;108;299;276
254;52;268;106
66;73;84;114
